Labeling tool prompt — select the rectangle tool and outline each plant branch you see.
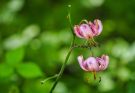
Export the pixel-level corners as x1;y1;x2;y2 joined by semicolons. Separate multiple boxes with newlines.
49;5;75;93
41;74;58;85
49;42;97;92
49;46;74;93
67;5;75;37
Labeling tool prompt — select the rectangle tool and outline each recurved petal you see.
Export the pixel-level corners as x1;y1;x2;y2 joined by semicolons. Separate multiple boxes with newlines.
96;58;105;71
77;55;89;71
94;19;103;35
101;55;109;70
89;19;103;36
74;25;84;38
88;21;98;35
96;55;109;71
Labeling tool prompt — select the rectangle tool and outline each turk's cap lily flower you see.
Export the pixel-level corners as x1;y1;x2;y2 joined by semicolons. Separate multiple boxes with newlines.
74;19;103;39
77;54;109;72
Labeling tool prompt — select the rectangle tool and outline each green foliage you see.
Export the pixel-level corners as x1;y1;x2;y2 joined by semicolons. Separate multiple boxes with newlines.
17;62;43;78
0;63;14;78
5;47;24;66
9;85;20;93
128;81;135;93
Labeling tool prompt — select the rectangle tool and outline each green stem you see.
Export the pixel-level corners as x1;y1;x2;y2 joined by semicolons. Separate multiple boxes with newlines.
49;42;96;93
79;19;88;25
49;5;75;93
41;74;58;85
49;46;74;93
91;37;99;47
67;5;75;37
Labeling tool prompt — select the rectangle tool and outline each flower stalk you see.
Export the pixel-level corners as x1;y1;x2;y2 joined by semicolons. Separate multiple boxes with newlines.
49;47;74;93
49;5;75;93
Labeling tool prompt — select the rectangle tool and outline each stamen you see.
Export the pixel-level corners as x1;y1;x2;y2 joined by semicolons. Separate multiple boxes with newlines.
99;76;101;83
85;76;90;83
93;71;96;80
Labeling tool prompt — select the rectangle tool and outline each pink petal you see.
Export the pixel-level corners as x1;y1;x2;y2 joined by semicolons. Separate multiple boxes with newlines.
96;55;109;71
77;55;89;71
96;58;105;71
74;25;84;38
89;21;98;35
79;24;93;39
94;19;103;35
89;19;103;36
101;55;109;70
85;57;99;72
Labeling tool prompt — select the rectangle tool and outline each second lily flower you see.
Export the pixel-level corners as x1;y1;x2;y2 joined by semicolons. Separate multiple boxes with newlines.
77;54;109;72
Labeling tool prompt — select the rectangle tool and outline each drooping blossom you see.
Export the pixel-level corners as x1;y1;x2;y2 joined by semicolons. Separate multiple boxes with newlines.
77;54;109;72
74;19;103;39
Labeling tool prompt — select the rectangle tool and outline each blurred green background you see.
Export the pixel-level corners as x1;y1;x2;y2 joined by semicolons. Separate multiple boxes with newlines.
0;0;135;93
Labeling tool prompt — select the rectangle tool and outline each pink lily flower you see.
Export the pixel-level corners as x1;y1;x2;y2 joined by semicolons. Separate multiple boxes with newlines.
78;54;109;72
74;19;103;39
77;54;109;79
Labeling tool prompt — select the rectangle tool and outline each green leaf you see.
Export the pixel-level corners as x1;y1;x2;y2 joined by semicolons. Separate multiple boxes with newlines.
0;63;14;78
5;47;24;66
128;80;135;93
16;62;42;78
9;85;20;93
22;79;53;93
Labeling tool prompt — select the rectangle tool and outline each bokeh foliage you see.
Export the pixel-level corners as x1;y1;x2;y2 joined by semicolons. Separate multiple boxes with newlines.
0;0;135;93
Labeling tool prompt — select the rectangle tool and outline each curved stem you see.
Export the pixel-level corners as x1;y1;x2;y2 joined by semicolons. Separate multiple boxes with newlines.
41;74;58;85
49;42;96;93
79;19;88;25
67;5;75;37
49;5;75;92
49;46;74;93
